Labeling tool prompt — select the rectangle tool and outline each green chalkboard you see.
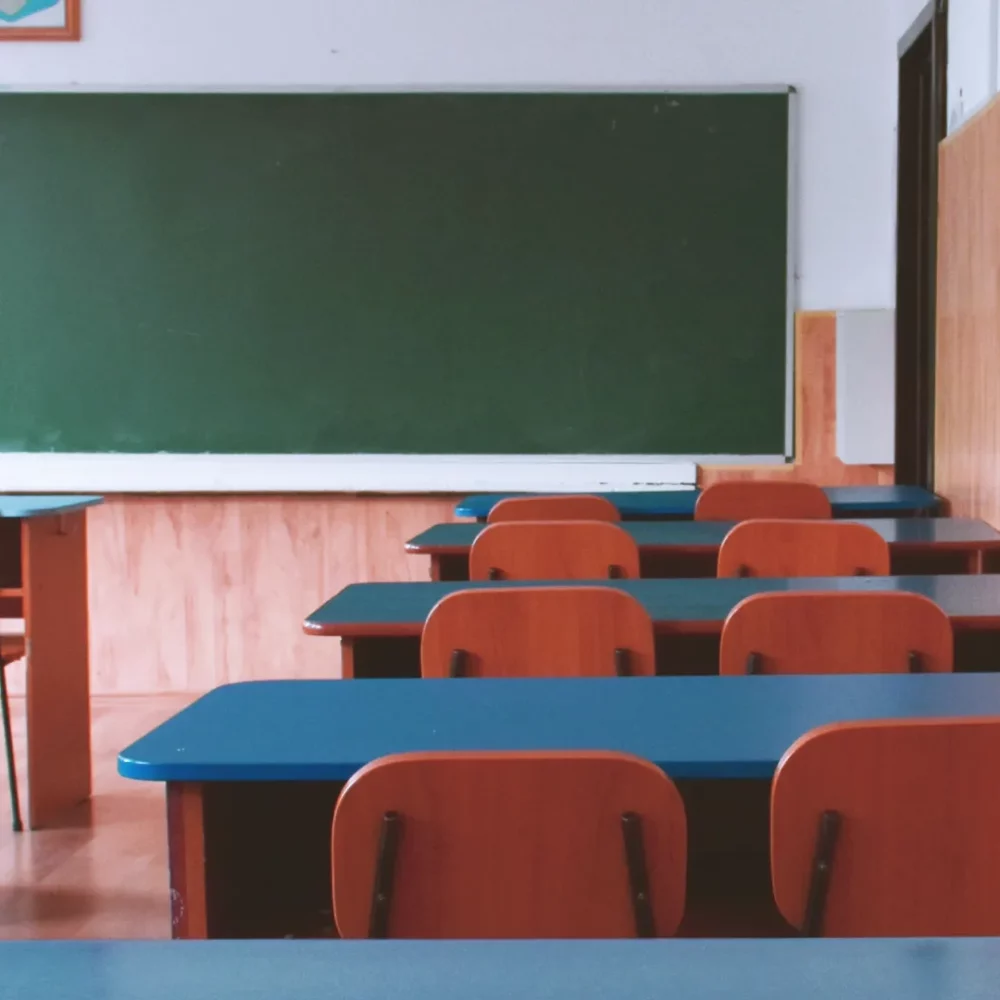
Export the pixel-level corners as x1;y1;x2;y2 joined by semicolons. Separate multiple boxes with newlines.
0;92;790;455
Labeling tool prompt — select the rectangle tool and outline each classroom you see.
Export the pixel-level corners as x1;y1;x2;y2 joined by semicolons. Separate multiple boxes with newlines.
3;0;1000;995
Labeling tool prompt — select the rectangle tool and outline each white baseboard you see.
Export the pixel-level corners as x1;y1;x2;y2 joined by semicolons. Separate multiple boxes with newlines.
0;453;781;494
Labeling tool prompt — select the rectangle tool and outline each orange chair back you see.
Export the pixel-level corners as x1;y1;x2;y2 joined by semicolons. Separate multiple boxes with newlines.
421;586;655;678
487;495;620;523
695;481;831;521
332;750;687;938
469;521;640;581
771;717;1000;936
717;520;890;578
719;592;953;675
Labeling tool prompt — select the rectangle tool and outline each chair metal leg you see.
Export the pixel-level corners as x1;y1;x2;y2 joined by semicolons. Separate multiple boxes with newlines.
621;811;655;937
802;810;841;936
368;811;401;938
0;658;23;832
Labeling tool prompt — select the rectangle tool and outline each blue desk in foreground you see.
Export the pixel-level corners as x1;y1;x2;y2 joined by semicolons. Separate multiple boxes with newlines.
0;494;103;829
455;485;941;520
119;675;1000;939
6;939;1000;1000
305;574;1000;676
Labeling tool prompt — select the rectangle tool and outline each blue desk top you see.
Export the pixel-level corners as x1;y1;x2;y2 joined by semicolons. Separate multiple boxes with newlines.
0;495;103;518
455;486;941;519
306;574;1000;636
6;939;1000;1000
118;674;1000;782
408;517;1000;554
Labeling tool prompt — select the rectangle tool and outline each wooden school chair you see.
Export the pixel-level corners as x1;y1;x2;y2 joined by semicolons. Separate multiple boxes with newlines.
469;521;640;581
719;592;953;674
695;481;832;521
421;586;655;678
771;717;1000;936
332;750;687;938
0;620;25;832
487;495;620;523
716;520;890;578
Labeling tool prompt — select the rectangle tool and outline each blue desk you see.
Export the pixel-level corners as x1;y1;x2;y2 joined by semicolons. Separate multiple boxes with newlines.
0;493;103;829
455;486;941;520
408;517;1000;580
5;939;1000;1000
119;675;1000;938
305;574;1000;676
120;675;1000;783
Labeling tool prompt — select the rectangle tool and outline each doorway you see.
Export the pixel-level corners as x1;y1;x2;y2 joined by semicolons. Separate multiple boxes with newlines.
895;0;948;487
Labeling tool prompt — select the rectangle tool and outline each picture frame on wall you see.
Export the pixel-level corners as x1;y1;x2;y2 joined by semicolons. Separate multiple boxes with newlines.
0;0;80;40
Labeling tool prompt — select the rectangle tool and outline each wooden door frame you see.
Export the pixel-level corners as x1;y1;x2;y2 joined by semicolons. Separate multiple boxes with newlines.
895;0;948;488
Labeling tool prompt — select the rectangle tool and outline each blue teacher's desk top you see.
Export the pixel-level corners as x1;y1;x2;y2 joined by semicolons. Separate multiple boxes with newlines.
0;495;103;518
454;486;940;520
118;674;1000;783
5;939;999;1000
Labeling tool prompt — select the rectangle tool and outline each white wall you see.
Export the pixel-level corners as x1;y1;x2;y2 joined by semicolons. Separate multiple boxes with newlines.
947;0;999;131
0;0;902;312
836;309;896;464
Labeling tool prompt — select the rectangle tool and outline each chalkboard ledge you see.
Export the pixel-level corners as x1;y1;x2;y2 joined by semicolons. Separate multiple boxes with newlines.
0;453;784;493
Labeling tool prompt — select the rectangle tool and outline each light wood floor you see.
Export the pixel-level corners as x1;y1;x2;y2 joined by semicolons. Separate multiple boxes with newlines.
0;688;195;939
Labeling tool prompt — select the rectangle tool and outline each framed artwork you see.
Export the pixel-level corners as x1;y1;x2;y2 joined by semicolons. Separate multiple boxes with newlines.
0;0;80;40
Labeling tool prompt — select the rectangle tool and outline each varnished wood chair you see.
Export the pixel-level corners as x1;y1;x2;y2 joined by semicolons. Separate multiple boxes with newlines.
717;520;890;578
695;481;832;521
719;592;953;675
332;750;687;938
421;586;655;678
0;620;25;831
487;495;620;523
771;717;1000;936
470;520;640;581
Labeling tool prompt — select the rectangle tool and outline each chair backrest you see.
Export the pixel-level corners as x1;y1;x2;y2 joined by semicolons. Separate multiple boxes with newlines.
469;521;640;581
771;717;1000;936
716;520;890;578
719;592;953;674
332;750;687;938
695;481;832;521
487;495;620;523
421;586;655;678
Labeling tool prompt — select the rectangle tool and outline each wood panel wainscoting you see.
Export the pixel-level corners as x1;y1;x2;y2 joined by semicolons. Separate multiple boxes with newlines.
936;94;1000;527
7;496;458;696
4;311;891;697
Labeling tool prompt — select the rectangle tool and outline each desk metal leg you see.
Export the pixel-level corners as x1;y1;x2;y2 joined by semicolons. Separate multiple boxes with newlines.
167;782;208;939
23;512;91;829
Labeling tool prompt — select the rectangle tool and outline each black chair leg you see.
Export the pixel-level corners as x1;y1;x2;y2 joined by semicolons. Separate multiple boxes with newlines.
0;659;24;833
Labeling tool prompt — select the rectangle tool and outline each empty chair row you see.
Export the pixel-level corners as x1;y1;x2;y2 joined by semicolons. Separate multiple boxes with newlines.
485;480;835;524
471;519;891;580
423;587;953;677
332;717;1000;938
